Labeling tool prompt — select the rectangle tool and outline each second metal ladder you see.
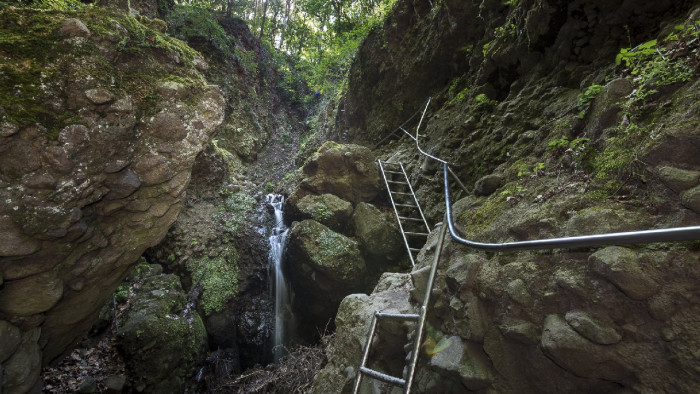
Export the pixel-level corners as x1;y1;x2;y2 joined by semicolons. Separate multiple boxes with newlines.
378;160;431;266
352;212;448;394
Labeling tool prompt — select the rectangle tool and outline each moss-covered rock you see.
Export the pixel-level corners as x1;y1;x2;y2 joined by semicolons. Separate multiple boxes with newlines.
286;219;367;339
289;193;354;233
117;270;207;393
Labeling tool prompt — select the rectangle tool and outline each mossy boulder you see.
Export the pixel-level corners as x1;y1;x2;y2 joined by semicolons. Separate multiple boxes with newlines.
117;270;207;393
288;193;354;233
286;219;366;338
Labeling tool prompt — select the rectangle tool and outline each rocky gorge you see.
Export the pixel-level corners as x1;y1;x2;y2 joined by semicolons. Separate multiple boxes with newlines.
1;0;700;393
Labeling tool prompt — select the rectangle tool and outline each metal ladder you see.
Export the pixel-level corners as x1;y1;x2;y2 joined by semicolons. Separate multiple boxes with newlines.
352;213;448;394
378;160;431;267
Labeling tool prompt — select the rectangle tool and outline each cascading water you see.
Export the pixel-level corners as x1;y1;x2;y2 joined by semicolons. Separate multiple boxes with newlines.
266;193;293;362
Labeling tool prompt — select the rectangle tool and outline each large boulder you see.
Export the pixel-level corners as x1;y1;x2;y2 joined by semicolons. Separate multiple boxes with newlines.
117;266;207;393
288;193;354;233
286;142;382;211
286;220;366;338
0;9;224;389
352;202;404;263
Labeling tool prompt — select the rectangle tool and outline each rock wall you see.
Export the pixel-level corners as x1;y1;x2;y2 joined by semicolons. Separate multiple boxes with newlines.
314;0;700;392
0;9;224;392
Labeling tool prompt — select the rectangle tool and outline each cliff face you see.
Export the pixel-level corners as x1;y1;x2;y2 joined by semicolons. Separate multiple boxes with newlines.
316;0;700;392
0;8;224;392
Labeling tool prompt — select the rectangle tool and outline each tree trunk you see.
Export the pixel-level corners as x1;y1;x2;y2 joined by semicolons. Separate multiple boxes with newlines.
278;0;292;50
259;0;269;40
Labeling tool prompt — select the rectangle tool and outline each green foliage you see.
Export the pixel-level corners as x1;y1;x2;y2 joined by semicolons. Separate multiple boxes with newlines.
576;84;603;117
494;23;516;40
615;39;657;67
168;5;235;58
186;251;239;316
631;56;693;87
474;93;497;109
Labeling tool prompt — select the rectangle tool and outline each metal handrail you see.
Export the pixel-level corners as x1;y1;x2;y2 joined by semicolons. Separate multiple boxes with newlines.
389;99;700;249
442;163;700;250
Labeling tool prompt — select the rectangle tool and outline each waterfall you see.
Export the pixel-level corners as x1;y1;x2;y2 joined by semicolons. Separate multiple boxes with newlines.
266;193;292;362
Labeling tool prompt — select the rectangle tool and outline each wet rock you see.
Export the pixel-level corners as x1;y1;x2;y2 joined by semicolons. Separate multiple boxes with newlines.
681;185;700;214
293;193;353;233
588;246;659;300
474;174;503;196
429;336;494;390
352;202;403;260
565;310;622;345
656;166;700;194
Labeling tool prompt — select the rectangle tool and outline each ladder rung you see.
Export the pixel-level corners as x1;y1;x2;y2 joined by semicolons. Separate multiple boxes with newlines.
359;367;406;387
409;248;421;252
375;312;420;321
404;232;429;236
399;216;423;222
395;203;417;208
387;180;408;185
382;161;401;166
391;192;413;195
383;170;403;175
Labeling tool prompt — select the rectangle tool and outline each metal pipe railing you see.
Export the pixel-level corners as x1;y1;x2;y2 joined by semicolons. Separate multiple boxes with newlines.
384;99;700;249
443;163;700;251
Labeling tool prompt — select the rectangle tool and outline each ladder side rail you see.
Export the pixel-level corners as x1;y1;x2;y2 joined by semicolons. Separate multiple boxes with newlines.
399;163;431;234
404;216;449;393
379;160;417;266
352;313;380;394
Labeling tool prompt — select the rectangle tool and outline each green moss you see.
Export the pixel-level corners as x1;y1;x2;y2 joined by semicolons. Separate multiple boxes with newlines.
316;227;352;259
0;7;206;133
458;183;523;234
218;191;256;232
186;251;239;316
